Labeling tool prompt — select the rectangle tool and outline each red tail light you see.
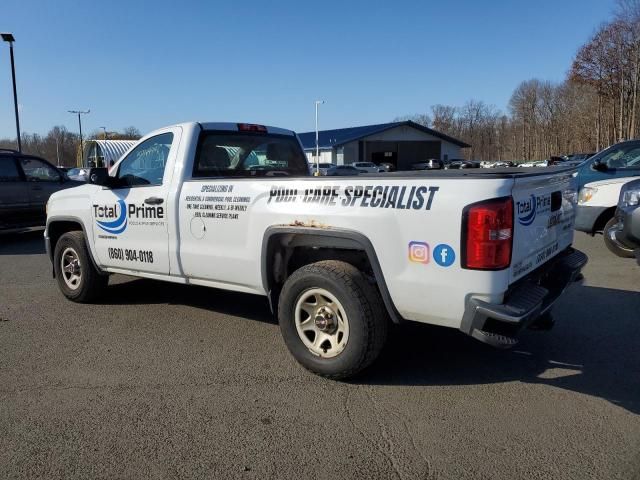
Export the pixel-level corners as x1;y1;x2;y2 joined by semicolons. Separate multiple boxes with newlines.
237;123;267;133
462;197;513;270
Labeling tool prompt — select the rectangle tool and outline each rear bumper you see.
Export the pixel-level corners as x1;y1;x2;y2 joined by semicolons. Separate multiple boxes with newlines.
574;205;607;233
460;248;588;348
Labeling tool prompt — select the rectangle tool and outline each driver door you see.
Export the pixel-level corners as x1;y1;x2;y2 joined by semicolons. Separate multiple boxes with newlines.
91;129;179;275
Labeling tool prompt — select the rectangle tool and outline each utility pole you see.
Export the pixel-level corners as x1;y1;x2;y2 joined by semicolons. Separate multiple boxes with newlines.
1;33;21;152
68;110;90;167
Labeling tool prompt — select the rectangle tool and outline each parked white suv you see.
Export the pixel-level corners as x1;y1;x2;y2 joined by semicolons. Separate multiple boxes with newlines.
575;176;639;257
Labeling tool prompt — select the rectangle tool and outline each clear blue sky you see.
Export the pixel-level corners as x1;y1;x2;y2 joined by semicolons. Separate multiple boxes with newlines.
0;0;616;137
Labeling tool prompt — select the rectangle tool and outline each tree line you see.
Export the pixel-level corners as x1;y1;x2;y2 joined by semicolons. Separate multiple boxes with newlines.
0;126;141;167
396;0;640;162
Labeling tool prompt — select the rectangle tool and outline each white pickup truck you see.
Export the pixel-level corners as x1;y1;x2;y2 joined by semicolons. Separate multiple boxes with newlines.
45;122;587;378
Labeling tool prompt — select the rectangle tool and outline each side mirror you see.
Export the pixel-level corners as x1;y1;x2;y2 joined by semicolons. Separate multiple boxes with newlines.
89;167;112;187
593;161;609;172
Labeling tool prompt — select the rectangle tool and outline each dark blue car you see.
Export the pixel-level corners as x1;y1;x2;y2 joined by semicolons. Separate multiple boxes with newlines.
575;139;640;191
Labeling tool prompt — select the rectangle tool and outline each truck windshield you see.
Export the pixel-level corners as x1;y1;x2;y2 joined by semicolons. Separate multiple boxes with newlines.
193;132;308;178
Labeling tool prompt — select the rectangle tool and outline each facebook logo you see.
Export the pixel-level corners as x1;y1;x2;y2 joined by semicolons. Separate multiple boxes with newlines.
433;244;455;267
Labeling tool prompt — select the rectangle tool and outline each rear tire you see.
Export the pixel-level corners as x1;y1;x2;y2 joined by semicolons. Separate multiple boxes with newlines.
53;231;108;302
603;218;635;258
278;260;388;380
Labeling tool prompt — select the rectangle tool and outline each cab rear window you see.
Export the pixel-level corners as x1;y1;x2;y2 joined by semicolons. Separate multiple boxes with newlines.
193;132;308;178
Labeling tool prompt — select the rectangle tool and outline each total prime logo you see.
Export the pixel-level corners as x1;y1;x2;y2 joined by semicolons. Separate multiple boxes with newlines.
516;194;551;226
93;199;164;234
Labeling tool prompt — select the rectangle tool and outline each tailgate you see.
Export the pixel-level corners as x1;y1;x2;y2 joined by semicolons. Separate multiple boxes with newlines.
510;171;577;283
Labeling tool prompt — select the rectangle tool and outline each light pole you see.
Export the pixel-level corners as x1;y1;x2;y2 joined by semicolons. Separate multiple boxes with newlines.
315;100;325;176
1;33;21;152
99;126;107;140
68;109;90;167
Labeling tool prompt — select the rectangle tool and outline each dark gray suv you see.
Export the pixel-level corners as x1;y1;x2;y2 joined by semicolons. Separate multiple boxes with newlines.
0;150;82;231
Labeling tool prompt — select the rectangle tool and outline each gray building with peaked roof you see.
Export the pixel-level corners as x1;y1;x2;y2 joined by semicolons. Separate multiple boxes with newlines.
298;121;470;171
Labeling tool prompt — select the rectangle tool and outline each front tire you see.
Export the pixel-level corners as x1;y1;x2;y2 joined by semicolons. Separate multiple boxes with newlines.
53;231;108;302
603;218;635;258
278;260;388;379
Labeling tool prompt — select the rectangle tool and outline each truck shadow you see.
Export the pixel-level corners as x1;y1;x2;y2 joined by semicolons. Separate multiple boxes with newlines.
0;229;45;255
102;277;276;324
357;284;640;415
104;278;640;414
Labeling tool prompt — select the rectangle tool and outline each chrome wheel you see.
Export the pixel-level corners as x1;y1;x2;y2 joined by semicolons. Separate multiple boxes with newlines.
295;288;349;358
60;247;82;290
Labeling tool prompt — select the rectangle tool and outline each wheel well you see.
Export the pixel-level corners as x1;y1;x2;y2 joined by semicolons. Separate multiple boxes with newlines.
593;207;616;233
48;221;83;259
287;246;372;285
266;233;373;287
263;229;403;323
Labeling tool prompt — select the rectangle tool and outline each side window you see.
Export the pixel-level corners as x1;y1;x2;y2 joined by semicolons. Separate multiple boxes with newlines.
0;157;22;182
601;146;640;169
20;157;60;182
116;133;173;187
617;147;640;169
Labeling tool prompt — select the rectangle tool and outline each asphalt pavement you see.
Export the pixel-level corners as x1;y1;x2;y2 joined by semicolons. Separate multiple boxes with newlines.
0;230;639;479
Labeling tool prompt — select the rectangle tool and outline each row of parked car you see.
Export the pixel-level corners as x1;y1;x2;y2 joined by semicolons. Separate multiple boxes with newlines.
308;162;386;176
517;153;596;168
308;159;485;175
311;155;593;175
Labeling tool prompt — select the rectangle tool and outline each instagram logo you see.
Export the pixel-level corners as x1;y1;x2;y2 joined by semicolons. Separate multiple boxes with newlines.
408;241;430;264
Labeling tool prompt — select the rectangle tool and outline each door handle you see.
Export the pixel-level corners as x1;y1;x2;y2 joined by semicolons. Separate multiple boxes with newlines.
32;186;43;191
144;197;164;205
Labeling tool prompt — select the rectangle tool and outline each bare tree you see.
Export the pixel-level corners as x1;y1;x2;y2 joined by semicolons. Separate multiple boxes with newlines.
392;113;431;127
121;126;142;140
